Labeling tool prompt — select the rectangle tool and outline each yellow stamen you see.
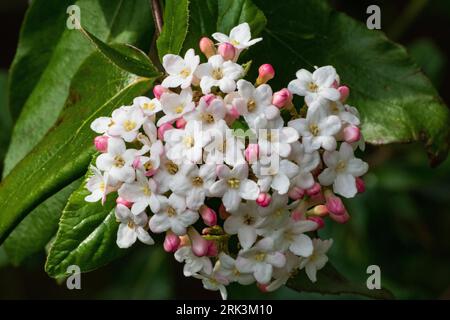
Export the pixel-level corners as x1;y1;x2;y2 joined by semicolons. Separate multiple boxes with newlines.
227;178;240;189
123;120;137;132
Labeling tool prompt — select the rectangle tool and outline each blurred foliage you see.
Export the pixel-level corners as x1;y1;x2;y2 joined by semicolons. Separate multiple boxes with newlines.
0;70;12;174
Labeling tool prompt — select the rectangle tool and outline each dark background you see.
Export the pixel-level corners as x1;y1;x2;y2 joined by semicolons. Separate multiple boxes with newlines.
0;0;449;299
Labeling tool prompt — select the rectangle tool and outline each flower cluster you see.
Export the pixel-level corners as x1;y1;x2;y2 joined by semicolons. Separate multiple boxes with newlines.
86;23;368;299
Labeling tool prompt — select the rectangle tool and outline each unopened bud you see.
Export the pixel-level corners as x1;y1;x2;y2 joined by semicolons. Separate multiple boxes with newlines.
245;144;259;163
218;42;236;61
176;117;187;129
153;85;167;99
200;206;217;226
256;64;275;85
272;88;292;108
256;192;271;207
289;186;305;200
163;231;181;253
94;135;109;153
199;37;216;58
306;182;321;196
219;203;230;220
188;227;210;257
307;216;325;229
338;85;350;102
116;197;132;208
343;125;361;143
157;122;174;140
206;241;218;257
355;177;365;193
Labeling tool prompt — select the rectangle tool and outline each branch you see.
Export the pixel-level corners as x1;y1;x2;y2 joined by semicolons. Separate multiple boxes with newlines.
151;0;163;36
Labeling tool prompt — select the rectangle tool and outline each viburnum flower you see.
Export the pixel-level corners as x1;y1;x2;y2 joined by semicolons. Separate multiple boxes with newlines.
299;239;333;282
289;142;320;190
217;253;255;285
85;165;116;203
252;158;299;194
133;96;162;117
288;66;340;109
266;252;302;292
184;96;227;131
161;48;200;89
270;219;317;257
149;193;199;236
107;106;146;142
193;272;229;300
209;163;259;212
174;246;213;276
115;204;154;249
212;22;262;51
257;193;290;232
195;54;243;94
318;142;368;198
157;89;195;126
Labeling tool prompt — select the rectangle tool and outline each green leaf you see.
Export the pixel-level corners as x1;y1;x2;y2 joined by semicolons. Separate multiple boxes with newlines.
157;0;189;60
0;44;160;244
287;263;394;300
252;0;450;165
45;165;122;278
0;70;12;175
217;0;266;35
4;0;154;176
3;179;82;266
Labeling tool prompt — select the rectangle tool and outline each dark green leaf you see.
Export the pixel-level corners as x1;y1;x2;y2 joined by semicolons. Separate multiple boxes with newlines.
0;71;11;175
252;0;450;165
0;45;159;244
287;263;394;299
157;0;189;60
5;0;154;176
45;165;122;278
3;179;82;266
217;0;266;35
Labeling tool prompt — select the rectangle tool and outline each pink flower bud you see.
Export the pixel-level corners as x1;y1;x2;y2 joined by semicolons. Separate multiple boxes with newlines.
272;88;292;108
219;203;230;220
176;117;187;129
225;105;240;125
245;144;259;163
329;210;350;224
218;42;236;61
153;85;166;99
116;197;132;208
157;122;174;140
325;195;346;216
199;37;216;58
94;135;109;153
200;206;217;226
206;241;218;257
256;192;272;207
306;182;321;196
132;157;141;169
291;209;305;222
256;64;275;85
202;94;216;106
355;177;365;193
163;231;181;253
289;186;305;200
257;283;269;293
343;125;361;143
188;227;209;257
312;205;329;217
338;85;350;102
307;216;325;229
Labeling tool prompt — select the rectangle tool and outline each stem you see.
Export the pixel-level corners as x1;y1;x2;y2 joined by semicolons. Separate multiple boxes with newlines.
151;0;163;36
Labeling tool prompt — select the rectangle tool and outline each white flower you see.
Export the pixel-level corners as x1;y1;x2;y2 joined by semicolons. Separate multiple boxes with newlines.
236;237;286;284
161;49;200;89
257;125;299;158
193;272;229;300
174;246;213;276
327;101;360;126
318;142;368;198
257;192;290;233
133;140;163;176
118;171;163;214
115;204;154;248
170;163;216;210
157;89;195;126
96;137;137;183
234;80;280;129
212;22;262;51
153;156;188;193
252;158;299;194
299;238;333;283
85;165;116;203
288;66;340;110
195;55;243;94
266;252;302;292
288;107;341;152
289;142;320;189
148;193;199;236
216;253;255;285
209;163;259;212
107;106;146;142
224;201;265;249
184;97;227;131
270;219;317;257
133;96;162;117
164;120;212;164
204;123;245;166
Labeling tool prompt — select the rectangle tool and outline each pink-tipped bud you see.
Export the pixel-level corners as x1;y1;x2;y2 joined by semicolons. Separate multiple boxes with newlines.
153;85;167;99
257;283;269;293
225;105;240;125
272;88;292;108
188;227;209;257
338;85;350;102
306;182;321;196
307;216;325;229
199;37;216;58
116;197;132;208
288;186;305;200
218;42;236;61
200;206;217;226
291;209;305;222
132;157;141;169
206;241;218;257
256;192;272;207
157;122;174;140
176;117;187;129
343;125;361;143
312;205;329;217
202;94;216;106
329;210;350;224
219;203;230;220
163;231;181;253
256;64;275;85
94;135;109;153
355;177;365;193
245;144;259;163
325;195;346;216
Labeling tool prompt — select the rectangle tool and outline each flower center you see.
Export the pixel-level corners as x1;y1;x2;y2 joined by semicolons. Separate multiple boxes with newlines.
243;214;255;225
309;123;320;136
144;161;153;171
113;155;125;168
99;182;105;192
192;176;204;186
127;220;135;229
180;67;191;78
167;206;176;217
227;177;240;189
308;82;318;92
175;105;184;114
254;253;266;262
165;161;179;175
336;160;347;172
231;39;240;46
247;99;256;112
183;136;194;148
142;185;151;196
201;113;215;123
123;120;137;132
330;101;339;113
143;102;155;111
212;68;223;80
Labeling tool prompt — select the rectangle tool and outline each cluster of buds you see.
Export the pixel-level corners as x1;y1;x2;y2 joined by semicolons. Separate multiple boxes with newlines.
86;23;367;299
